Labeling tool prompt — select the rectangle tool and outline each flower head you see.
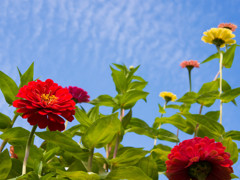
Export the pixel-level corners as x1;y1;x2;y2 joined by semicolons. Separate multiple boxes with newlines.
202;28;236;48
166;137;233;180
218;23;237;32
67;86;90;103
13;79;76;131
180;60;200;68
10;146;18;159
159;92;177;102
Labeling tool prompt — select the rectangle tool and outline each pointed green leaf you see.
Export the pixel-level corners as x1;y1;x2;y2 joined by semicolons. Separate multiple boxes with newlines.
90;95;118;107
111;66;128;93
106;166;151;180
196;91;219;107
201;52;219;64
88;106;100;122
56;169;100;180
166;104;180;110
223;44;237;68
220;87;240;103
222;137;238;163
82;113;121;149
177;92;198;104
128;81;148;91
182;113;225;137
0;127;30;145
19;62;34;88
75;106;92;127
205;111;219;121
16;171;39;180
110;147;148;167
198;81;218;95
158;104;166;114
35;131;83;153
122;109;132;129
0;149;12;179
0;71;19;105
231;174;239;179
224;130;240;141
137;156;158;180
121;90;149;109
0;113;12;131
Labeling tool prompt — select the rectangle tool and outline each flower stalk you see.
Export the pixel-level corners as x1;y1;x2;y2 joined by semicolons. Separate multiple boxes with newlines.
187;66;193;92
154;101;167;145
87;148;94;172
22;125;37;175
113;108;124;159
217;47;223;124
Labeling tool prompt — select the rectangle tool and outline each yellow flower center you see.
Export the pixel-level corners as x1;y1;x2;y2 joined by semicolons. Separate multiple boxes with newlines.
41;94;58;104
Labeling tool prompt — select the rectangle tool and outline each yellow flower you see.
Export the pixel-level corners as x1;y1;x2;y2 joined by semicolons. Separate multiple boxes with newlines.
201;28;236;48
159;92;177;102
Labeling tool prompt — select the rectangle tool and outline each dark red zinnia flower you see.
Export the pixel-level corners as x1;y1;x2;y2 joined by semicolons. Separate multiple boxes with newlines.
67;86;90;103
166;137;233;180
13;79;76;131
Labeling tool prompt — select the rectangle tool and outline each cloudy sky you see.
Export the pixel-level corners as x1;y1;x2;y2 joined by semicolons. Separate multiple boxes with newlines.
0;0;240;178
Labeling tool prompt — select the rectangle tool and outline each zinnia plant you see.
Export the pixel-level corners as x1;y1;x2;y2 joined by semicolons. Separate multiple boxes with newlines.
0;23;239;180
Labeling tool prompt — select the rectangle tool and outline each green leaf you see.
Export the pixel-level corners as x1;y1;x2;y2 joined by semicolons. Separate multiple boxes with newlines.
204;111;219;121
224;130;240;141
201;52;219;64
17;67;22;77
198;81;218;95
137;156;158;180
0;71;19;105
82;113;121;149
122;109;132;129
223;44;237;68
0;113;12;131
111;66;128;93
158;104;166;114
56;169;100;180
182;113;225;137
16;171;39;180
177;92;198;104
231;174;239;179
7;158;22;178
220;87;240;103
0;149;12;179
35;131;83;154
106;166;152;180
110;147;148;167
19;62;34;88
151;144;171;161
121;90;149;109
196;91;219;107
166;104;180;110
0;127;30;145
63;124;87;138
126;118;179;142
179;103;191;113
154;115;195;134
88;106;100;122
75;106;92;127
128;81;148;91
90;95;118;107
222;137;238;163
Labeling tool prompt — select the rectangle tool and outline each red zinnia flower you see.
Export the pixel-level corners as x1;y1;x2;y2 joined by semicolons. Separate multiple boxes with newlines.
10;146;18;159
166;137;233;180
180;60;200;68
218;23;237;32
13;79;76;131
67;86;90;103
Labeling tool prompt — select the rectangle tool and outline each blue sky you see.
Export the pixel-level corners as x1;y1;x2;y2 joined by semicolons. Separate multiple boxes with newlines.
0;0;240;179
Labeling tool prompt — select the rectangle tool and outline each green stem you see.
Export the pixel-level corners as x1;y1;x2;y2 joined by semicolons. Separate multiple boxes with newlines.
87;148;94;172
217;47;223;124
22;125;37;175
187;68;192;92
64;120;69;131
0;114;19;152
154;101;167;145
194;104;203;137
113;109;124;158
